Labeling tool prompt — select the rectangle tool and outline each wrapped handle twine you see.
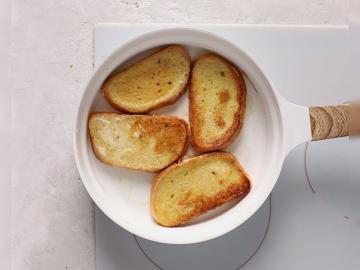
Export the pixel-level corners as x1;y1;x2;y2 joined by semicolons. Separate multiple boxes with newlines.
310;105;349;141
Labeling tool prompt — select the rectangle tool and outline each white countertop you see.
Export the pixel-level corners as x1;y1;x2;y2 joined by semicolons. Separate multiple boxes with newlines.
10;1;352;270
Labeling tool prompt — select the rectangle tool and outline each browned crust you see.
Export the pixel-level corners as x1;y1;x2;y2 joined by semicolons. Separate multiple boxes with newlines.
150;152;251;227
88;112;189;172
189;53;247;152
102;45;191;114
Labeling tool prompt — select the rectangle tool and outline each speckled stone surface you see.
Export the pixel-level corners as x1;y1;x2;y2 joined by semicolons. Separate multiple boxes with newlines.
10;1;349;270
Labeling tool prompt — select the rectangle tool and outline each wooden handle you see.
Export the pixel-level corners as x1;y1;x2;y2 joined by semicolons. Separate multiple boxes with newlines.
350;102;360;136
310;105;349;141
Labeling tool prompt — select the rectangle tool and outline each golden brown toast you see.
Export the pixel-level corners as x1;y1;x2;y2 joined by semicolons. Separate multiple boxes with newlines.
102;45;191;113
189;54;246;152
88;113;189;172
151;152;251;227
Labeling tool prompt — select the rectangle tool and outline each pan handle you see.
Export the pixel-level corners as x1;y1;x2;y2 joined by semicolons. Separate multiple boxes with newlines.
280;99;354;155
309;104;349;141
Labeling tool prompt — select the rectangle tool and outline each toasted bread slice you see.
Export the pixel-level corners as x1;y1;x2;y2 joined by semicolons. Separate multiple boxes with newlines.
190;54;246;152
102;45;191;113
151;152;251;227
88;113;189;172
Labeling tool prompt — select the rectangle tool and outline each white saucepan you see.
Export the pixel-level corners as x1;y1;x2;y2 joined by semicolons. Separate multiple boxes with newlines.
73;28;349;244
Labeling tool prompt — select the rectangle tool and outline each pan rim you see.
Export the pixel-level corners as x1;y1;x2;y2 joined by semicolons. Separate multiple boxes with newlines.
73;27;286;244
